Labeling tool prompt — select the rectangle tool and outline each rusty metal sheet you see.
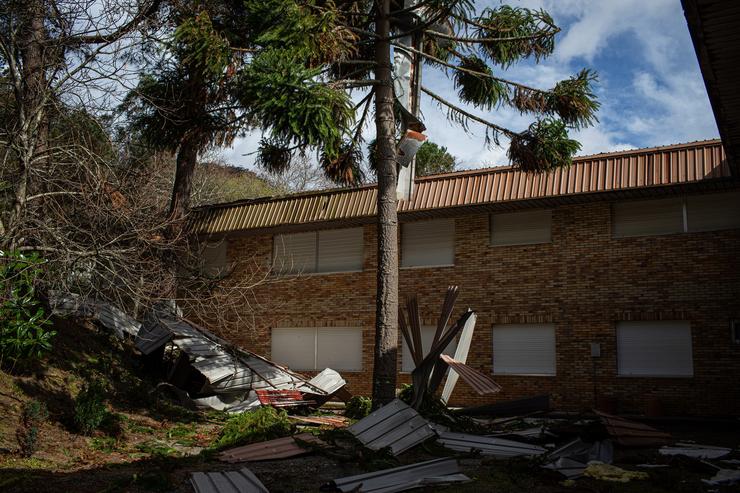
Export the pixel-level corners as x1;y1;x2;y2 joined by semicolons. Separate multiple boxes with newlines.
218;433;325;463
595;411;671;447
190;467;268;493
439;354;502;396
191;140;731;234
437;431;547;458
328;457;469;493
347;399;435;455
255;389;314;408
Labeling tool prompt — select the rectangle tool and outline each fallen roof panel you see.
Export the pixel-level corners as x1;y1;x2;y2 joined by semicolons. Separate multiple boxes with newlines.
439;354;501;395
190;468;268;493
437;431;547;458
347;399;435;455
329;457;469;493
218;433;324;463
595;411;671;447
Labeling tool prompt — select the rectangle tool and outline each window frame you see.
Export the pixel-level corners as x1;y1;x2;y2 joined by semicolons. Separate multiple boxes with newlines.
492;323;557;376
272;227;364;275
616;321;694;378
400;218;456;269
271;326;363;372
489;209;553;247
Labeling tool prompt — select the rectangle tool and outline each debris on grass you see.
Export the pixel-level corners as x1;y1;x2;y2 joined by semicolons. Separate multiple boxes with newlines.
659;442;732;459
218;433;326;462
191;467;269;493
583;462;649;483
212;406;294;450
345;395;372;420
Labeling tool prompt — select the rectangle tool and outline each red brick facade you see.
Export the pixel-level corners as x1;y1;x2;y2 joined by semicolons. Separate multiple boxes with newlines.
208;196;740;416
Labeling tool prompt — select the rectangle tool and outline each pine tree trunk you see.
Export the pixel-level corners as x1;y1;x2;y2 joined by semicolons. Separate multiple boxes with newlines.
371;0;399;408
168;134;200;226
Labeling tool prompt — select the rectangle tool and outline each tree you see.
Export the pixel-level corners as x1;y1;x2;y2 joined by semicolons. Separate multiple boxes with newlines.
415;141;457;176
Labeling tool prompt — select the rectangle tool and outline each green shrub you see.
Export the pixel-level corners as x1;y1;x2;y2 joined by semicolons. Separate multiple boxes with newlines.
0;251;55;368
16;400;48;457
345;396;372;419
74;380;109;435
212;406;293;450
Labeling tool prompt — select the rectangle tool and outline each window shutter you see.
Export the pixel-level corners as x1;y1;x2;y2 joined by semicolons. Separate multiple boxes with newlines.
616;321;693;376
491;210;552;246
317;227;364;273
401;218;455;267
271;328;316;370
401;326;458;372
317;328;363;370
687;191;740;232
273;232;316;274
492;324;556;375
202;241;227;276
612;198;684;237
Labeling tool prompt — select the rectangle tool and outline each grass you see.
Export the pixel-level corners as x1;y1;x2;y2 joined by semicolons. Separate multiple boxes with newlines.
211;406;294;450
136;441;180;458
90;436;118;453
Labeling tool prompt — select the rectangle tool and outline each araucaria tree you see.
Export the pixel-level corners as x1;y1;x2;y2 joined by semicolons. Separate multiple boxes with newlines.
126;1;599;406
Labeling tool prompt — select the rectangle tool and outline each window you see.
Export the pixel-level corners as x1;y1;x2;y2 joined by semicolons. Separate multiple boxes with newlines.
616;321;693;377
273;227;363;274
401;326;458;372
612;198;684;237
401;218;455;267
271;327;363;371
491;209;552;246
686;191;740;232
492;324;556;375
201;241;228;276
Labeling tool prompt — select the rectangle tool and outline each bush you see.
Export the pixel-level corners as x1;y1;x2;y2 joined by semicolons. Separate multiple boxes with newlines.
0;251;55;368
345;396;372;419
212;406;293;450
16;400;48;457
74;380;109;435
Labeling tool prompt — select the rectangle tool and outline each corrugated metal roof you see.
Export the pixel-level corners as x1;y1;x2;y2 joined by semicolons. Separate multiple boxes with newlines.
437;431;547;457
190;467;268;493
329;457;469;493
347;399;435;455
192;140;733;234
218;433;324;463
48;293;141;338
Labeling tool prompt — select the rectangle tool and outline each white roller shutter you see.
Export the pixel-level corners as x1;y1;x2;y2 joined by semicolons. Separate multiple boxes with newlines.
491;209;552;246
401;326;458;372
401;218;455;267
317;327;363;370
273;232;316;274
271;328;316;370
687;191;740;232
616;321;693;376
201;241;227;276
318;227;363;273
492;324;556;375
612;198;684;237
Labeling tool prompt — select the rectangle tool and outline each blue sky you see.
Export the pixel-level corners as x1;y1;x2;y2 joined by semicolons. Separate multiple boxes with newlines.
221;0;719;170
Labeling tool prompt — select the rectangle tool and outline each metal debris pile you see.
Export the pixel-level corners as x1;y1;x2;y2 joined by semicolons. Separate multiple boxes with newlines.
48;294;349;413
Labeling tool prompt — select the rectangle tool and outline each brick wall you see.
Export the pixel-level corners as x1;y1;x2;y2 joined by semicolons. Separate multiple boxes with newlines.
213;198;740;416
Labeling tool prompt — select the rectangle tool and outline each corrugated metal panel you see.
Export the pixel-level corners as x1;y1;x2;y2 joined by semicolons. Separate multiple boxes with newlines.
299;368;346;395
437;431;547;457
190;467;268;493
218;433;324;463
192;140;733;234
330;457;469;493
439;354;502;395
595;411;672;447
48;293;141;338
347;399;435;455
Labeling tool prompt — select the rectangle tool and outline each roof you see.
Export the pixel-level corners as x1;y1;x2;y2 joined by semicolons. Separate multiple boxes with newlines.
192;139;734;235
683;0;740;170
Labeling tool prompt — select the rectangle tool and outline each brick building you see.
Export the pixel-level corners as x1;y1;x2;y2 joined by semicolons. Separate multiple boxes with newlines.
192;139;740;416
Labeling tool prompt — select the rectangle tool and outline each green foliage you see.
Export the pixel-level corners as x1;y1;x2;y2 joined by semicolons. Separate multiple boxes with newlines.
415;142;457;176
241;49;354;164
73;380;109;435
345;396;372;419
16;400;48;457
0;251;55;367
454;56;507;110
320;140;365;185
547;69;600;129
212;406;294;450
476;6;556;66
174;11;231;76
90;436;118;453
508;119;582;173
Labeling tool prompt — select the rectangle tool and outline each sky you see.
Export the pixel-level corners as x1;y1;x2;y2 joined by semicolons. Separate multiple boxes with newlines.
220;0;719;171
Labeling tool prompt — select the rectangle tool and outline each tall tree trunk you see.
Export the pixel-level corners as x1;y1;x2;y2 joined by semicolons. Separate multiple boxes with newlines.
372;0;399;408
168;133;200;226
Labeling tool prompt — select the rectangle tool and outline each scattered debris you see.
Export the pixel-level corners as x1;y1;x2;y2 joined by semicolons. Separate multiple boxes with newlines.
48;292;141;338
595;410;671;447
547;438;613;464
323;457;469;493
347;399;435;456
659;443;732;459
456;394;550;417
582;462;649;483
542;457;588;479
256;389;316;408
289;415;349;428
191;467;269;493
436;431;547;458
702;468;740;486
438;354;502;396
440;307;477;404
219;433;325;463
